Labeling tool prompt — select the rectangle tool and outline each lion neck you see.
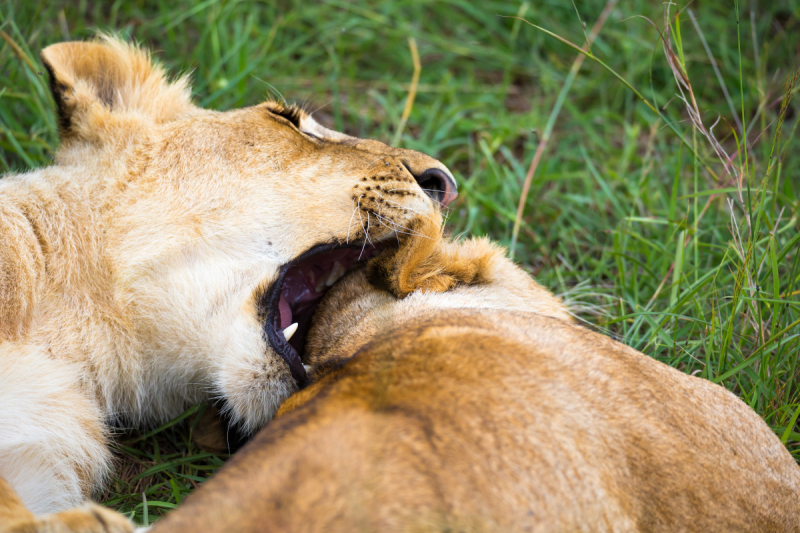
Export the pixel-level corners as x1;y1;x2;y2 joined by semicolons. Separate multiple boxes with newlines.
0;141;149;415
304;262;572;380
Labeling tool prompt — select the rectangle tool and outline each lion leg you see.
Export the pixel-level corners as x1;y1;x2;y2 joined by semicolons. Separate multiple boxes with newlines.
0;486;133;533
37;503;133;533
0;343;112;514
0;477;35;529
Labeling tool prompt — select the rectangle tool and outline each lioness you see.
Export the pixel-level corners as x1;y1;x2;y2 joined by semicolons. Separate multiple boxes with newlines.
150;215;800;532
0;37;455;531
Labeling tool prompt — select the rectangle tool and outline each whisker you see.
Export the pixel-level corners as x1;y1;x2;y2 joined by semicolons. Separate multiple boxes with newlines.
359;211;372;260
356;195;366;240
365;211;374;246
372;192;442;224
375;217;402;244
356;195;375;259
347;195;363;244
373;213;431;240
373;214;424;237
373;204;402;244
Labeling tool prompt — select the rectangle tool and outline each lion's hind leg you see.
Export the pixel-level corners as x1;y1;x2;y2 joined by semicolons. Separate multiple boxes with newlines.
0;343;112;516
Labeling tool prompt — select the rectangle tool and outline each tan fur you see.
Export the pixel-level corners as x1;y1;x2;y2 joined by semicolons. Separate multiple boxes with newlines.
150;218;800;532
0;36;452;530
0;479;132;533
366;216;501;296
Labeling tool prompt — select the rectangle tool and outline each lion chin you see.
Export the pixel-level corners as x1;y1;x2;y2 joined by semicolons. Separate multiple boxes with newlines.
0;35;457;526
148;214;800;533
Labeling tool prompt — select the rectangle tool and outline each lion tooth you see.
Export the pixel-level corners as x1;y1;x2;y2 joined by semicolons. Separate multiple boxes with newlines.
303;364;312;374
326;261;346;286
283;322;298;342
315;277;326;293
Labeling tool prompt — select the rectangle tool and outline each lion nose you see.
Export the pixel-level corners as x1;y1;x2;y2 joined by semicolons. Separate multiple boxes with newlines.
412;167;458;207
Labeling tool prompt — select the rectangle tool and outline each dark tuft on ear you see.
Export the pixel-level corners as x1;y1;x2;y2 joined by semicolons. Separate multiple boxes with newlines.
41;59;73;133
366;213;502;298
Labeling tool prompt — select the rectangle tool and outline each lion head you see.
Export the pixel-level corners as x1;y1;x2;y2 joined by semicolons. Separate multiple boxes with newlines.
2;36;457;431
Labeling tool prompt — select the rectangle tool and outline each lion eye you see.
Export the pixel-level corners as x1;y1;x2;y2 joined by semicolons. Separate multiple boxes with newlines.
266;104;303;128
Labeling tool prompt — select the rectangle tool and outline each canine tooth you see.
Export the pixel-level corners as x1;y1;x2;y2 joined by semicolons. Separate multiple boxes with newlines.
303;364;312;374
326;261;346;286
283;322;298;342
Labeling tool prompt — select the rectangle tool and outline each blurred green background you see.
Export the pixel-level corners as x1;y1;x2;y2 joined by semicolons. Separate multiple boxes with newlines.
2;0;800;524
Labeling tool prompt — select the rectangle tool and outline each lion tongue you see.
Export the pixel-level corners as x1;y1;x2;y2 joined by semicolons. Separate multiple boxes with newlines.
278;248;376;341
278;294;293;330
279;267;321;332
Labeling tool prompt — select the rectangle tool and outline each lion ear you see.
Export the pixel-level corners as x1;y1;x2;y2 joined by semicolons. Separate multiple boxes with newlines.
40;36;193;140
366;215;501;298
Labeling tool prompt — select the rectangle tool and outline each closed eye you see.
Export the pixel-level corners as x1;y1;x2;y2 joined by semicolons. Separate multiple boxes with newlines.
302;131;323;141
265;103;303;128
264;103;324;142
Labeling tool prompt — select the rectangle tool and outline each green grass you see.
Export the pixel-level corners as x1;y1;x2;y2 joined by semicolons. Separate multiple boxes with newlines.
2;0;800;525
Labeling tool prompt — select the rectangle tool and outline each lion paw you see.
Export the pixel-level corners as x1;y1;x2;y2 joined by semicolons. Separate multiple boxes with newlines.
53;503;134;533
5;503;135;533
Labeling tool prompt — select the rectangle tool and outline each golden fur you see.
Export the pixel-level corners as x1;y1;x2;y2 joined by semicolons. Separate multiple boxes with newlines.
150;216;800;532
0;36;452;530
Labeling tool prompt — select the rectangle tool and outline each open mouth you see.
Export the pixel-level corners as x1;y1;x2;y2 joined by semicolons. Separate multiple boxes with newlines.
261;242;382;387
